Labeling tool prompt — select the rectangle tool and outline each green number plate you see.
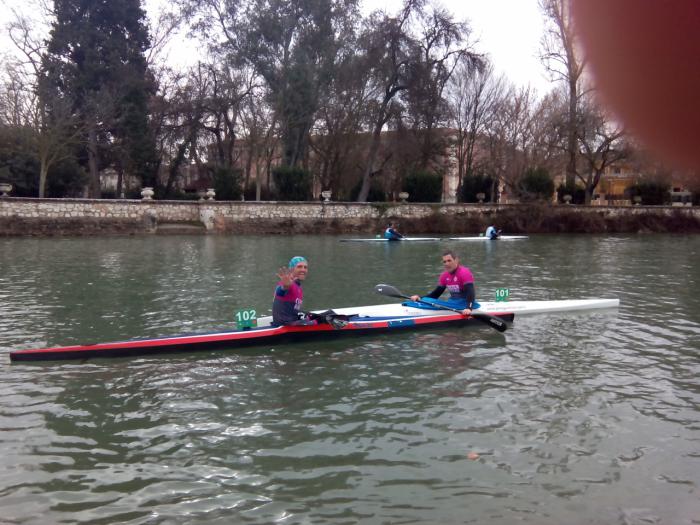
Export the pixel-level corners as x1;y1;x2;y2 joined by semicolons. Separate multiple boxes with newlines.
234;309;257;328
495;288;510;302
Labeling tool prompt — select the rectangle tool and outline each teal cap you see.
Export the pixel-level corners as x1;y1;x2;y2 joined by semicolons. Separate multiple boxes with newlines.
288;256;307;269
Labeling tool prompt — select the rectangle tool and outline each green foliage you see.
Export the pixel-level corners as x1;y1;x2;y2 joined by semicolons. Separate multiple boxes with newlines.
213;167;243;201
349;179;386;202
519;167;554;201
556;183;586;204
0;130;40;197
403;170;443;203
626;181;670;205
272;166;312;201
461;172;493;203
46;159;87;198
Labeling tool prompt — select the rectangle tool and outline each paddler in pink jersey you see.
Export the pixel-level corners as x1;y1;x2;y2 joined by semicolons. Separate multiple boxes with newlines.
272;256;311;326
410;250;478;316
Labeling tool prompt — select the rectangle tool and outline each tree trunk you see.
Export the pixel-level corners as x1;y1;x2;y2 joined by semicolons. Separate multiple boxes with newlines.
38;161;49;198
357;123;384;202
566;78;578;188
87;125;101;199
117;167;124;198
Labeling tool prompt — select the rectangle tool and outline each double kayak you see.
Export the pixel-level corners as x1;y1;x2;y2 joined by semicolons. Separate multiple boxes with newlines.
449;235;529;241
9;298;619;362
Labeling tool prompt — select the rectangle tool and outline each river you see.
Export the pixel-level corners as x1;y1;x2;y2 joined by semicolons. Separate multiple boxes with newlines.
1;234;698;524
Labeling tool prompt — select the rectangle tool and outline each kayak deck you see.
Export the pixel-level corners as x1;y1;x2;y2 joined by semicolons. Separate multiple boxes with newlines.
8;298;619;362
448;235;529;241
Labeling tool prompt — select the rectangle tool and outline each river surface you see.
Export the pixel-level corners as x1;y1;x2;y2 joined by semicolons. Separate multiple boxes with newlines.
1;234;699;524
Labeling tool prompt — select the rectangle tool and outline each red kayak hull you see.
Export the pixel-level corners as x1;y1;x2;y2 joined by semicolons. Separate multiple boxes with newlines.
9;311;515;362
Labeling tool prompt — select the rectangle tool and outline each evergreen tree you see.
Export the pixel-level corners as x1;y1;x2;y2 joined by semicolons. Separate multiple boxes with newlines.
43;0;157;197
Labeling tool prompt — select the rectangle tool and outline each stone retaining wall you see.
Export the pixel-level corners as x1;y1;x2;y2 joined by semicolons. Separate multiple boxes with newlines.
1;197;699;236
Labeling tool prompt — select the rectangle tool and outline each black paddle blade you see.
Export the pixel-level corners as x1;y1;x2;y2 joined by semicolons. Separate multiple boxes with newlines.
375;284;408;299
472;312;508;332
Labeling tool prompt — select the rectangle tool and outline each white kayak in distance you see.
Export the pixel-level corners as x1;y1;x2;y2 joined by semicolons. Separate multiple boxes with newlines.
448;235;529;241
339;237;441;242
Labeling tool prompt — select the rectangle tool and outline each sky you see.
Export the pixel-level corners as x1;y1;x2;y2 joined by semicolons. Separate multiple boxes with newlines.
1;0;552;94
441;0;551;93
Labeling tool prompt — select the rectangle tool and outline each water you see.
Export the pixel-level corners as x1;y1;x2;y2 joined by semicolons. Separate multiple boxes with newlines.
1;234;699;524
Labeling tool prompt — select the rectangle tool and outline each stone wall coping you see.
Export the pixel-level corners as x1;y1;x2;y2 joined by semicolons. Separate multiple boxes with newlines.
0;196;694;210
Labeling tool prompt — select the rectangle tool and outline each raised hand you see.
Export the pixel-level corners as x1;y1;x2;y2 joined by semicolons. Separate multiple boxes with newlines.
276;267;294;289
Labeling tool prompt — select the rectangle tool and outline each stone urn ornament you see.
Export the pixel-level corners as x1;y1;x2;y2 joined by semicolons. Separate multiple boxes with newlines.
0;182;12;197
398;191;409;203
205;188;216;201
141;187;154;200
321;190;332;202
476;192;486;203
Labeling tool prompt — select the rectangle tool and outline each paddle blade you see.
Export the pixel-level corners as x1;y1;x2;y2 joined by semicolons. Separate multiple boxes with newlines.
375;284;408;299
472;312;508;332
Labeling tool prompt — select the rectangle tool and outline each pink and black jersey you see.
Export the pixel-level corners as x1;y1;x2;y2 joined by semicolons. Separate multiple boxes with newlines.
272;280;304;325
438;265;474;301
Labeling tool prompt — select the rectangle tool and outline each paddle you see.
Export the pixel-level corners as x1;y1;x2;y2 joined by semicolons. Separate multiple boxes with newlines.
374;283;508;333
306;309;356;329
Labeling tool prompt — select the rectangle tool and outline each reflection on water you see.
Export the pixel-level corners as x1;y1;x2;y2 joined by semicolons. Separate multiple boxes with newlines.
1;234;699;524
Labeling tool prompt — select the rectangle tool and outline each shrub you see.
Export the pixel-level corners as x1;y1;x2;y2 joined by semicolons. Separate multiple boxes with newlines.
349;179;386;202
212;167;243;201
403;170;443;202
460;172;493;203
243;184;273;201
519;167;554;201
626;181;670;205
272;166;312;201
556;183;586;204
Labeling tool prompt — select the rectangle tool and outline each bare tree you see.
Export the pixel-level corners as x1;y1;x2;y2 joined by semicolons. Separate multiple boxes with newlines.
483;83;538;200
4;11;82;197
539;0;585;188
577;97;628;204
355;3;416;202
447;58;505;197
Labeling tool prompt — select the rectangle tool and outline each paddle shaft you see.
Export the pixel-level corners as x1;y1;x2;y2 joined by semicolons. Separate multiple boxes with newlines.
375;284;508;332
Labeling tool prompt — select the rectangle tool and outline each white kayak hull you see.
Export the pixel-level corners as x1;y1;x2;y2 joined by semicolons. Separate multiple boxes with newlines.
448;235;529;241
340;237;441;242
255;298;620;327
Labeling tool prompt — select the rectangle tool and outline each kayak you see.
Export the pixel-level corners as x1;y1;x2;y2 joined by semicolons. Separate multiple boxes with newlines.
340;237;441;242
8;298;619;362
448;235;529;241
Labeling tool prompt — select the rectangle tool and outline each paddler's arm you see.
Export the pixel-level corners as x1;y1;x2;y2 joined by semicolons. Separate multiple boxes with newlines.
410;285;445;302
461;283;476;316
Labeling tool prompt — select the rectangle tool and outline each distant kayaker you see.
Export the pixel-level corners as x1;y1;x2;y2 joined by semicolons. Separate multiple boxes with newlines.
272;256;311;326
484;225;501;240
384;222;405;241
410;250;478;316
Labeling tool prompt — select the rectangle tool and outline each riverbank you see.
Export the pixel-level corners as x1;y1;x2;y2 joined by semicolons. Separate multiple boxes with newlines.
1;197;699;236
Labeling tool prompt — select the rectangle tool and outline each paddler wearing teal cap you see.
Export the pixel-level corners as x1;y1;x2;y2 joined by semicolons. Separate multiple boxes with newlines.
272;256;311;326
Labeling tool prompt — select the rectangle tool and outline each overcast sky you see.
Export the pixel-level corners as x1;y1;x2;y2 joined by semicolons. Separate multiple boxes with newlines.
2;0;553;94
442;0;551;93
